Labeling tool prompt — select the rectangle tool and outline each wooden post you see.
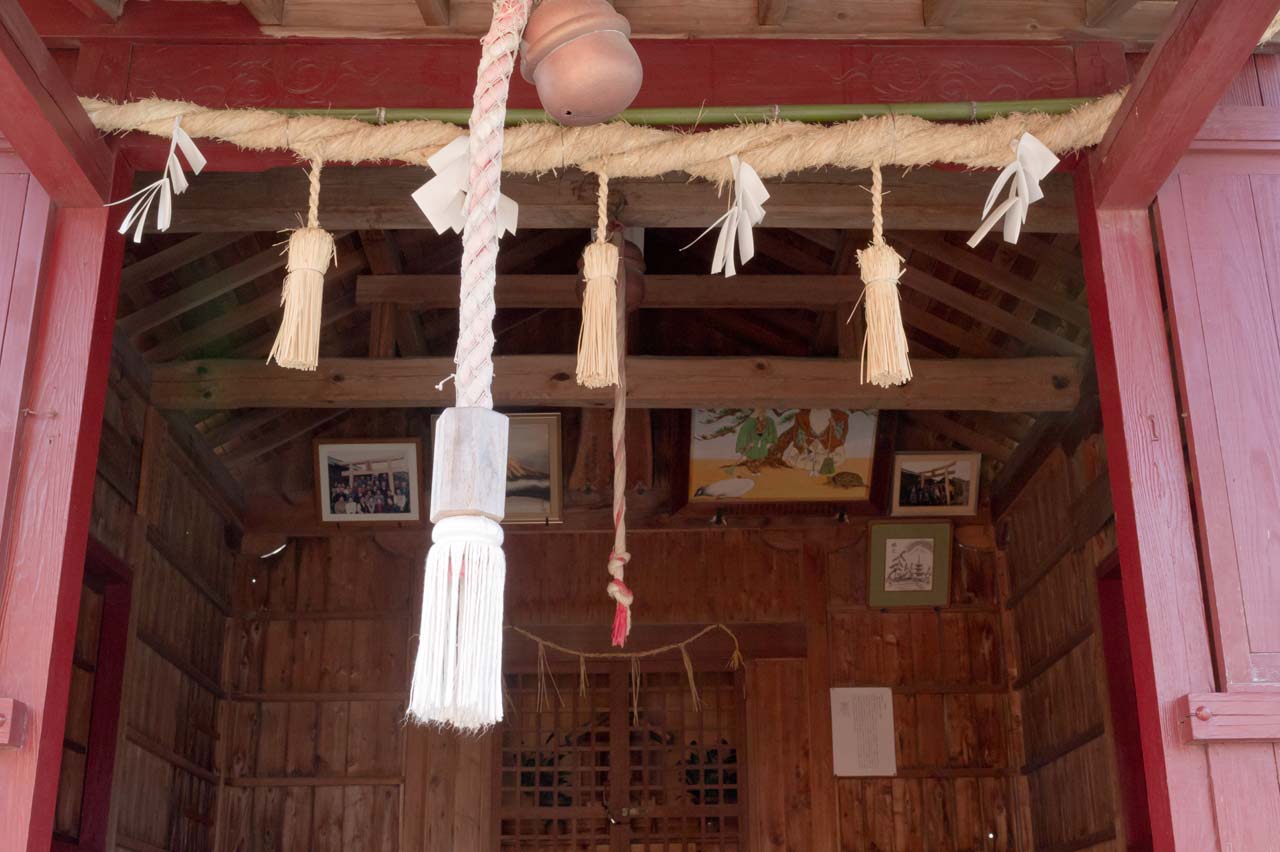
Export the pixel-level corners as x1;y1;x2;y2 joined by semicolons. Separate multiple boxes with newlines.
1074;161;1220;851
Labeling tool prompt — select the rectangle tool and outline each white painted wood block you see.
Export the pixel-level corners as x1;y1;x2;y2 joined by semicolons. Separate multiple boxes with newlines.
430;407;509;523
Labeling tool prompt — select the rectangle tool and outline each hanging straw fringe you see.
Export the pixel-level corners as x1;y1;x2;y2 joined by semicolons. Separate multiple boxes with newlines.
680;645;702;712
576;172;620;389
854;163;911;388
508;623;743;716
107;115;206;242
268;159;337;371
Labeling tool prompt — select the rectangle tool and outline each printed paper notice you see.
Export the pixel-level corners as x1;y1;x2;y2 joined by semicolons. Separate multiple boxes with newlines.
830;687;896;777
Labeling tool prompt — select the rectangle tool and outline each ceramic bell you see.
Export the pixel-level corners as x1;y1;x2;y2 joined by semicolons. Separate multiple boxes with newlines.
520;0;643;126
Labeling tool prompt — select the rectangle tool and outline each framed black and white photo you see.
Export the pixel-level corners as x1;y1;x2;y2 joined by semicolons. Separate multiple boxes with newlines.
315;439;423;524
868;521;952;608
890;451;981;517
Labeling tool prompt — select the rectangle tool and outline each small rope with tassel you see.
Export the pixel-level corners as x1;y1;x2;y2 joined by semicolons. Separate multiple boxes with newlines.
606;237;633;647
854;163;911;387
269;158;337;371
576;172;621;388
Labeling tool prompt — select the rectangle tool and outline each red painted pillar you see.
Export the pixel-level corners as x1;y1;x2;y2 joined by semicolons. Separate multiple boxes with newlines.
1075;161;1220;852
0;155;128;852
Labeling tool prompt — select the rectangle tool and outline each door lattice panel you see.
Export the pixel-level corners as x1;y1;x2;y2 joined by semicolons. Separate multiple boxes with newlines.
499;666;743;851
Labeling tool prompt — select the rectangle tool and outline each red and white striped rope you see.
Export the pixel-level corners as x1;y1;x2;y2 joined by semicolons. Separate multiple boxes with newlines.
455;0;531;410
606;234;632;647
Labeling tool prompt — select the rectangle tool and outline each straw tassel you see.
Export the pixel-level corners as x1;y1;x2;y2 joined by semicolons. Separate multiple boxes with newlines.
576;172;620;389
854;163;911;388
269;158;336;371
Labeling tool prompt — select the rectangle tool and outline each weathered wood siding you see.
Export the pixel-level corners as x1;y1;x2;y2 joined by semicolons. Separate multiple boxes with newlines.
999;435;1123;852
68;357;243;852
211;517;1015;852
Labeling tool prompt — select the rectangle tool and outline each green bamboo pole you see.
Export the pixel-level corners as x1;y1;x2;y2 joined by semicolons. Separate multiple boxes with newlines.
270;96;1094;127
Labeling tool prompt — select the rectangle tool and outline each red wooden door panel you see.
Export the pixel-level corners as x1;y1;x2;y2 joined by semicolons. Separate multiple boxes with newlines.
1157;169;1280;690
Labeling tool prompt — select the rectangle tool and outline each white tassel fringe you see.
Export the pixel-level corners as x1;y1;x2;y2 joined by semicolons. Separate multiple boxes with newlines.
576;240;620;389
409;515;507;731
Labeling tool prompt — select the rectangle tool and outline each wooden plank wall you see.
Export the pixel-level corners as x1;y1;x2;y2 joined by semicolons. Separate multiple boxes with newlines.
828;519;1021;852
211;517;1018;851
998;433;1123;852
80;355;243;852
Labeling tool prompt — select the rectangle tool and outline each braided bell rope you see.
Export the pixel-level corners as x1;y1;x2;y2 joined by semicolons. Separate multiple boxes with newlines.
455;0;531;408
79;90;1124;184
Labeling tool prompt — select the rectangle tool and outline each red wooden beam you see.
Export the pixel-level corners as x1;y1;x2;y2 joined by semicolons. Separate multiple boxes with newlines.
1091;0;1280;209
1176;693;1280;742
1075;160;1220;850
0;156;129;852
0;3;113;206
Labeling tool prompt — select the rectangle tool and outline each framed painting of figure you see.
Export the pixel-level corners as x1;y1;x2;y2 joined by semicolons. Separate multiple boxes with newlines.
676;408;893;515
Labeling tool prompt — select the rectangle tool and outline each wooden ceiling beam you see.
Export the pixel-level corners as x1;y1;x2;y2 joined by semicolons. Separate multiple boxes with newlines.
757;0;788;25
895;233;1092;329
202;407;288;451
120;233;248;305
907;411;1015;463
117;240;295;337
1091;0;1280;208
0;2;114;205
159;168;1077;234
357;274;851;310
224;409;351;467
1085;0;1142;27
141;251;367;362
240;0;285;25
922;0;963;27
148;355;1083;412
412;0;450;26
898;264;1087;357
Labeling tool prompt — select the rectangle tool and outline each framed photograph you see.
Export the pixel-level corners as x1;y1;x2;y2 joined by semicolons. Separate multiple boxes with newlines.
315;438;423;524
430;412;563;525
868;522;952;608
890;451;981;517
678;408;893;515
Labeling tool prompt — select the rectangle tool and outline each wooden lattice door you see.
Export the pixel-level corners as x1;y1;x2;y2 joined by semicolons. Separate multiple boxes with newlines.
499;664;744;850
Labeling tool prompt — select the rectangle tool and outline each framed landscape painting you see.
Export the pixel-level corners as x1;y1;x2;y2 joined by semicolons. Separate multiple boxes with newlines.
315;439;423;524
430;412;563;524
683;408;888;513
890;451;981;517
868;521;952;608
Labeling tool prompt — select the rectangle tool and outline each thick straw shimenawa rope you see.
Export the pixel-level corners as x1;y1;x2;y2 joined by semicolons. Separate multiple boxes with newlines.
79;90;1124;183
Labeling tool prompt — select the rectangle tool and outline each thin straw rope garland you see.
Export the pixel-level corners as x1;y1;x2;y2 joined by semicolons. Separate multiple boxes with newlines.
508;624;744;718
80;90;1124;182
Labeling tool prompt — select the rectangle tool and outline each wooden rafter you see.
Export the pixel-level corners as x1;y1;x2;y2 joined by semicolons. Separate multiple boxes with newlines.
0;2;113;205
240;0;285;25
1092;0;1280;208
907;411;1016;463
1085;0;1142;27
357;274;852;310
141;251;367;362
412;0;450;27
120;233;248;307
223;409;351;467
757;0;788;25
922;0;963;27
148;355;1083;411
157;168;1078;234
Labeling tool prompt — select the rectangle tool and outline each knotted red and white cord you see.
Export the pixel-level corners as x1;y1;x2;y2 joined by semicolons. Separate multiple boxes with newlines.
606;237;633;647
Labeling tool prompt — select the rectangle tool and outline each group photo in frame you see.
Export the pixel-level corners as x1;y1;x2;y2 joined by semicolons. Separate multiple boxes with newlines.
890;451;982;517
314;438;423;524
